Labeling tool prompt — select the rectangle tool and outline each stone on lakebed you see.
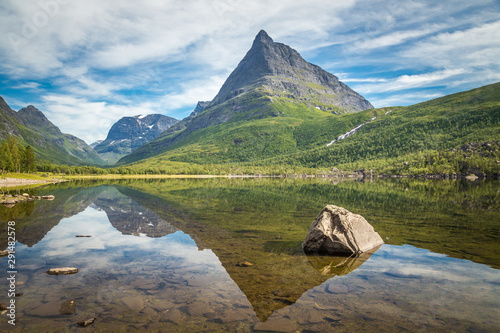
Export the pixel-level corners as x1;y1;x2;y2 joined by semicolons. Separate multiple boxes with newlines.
45;267;79;275
302;205;383;255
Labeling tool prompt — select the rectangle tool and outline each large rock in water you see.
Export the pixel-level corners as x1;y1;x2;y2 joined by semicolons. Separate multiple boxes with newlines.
302;205;384;255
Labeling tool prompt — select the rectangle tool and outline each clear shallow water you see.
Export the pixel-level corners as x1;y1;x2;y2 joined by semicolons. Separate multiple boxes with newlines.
0;178;499;332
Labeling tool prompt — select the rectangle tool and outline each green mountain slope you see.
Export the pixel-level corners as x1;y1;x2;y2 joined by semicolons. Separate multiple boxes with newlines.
0;97;106;165
120;82;500;176
265;81;500;173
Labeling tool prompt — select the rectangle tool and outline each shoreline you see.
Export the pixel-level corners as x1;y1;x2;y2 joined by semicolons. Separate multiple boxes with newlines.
2;172;498;187
0;177;66;188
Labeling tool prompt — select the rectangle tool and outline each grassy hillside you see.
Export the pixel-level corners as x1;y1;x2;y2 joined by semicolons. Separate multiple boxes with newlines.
119;82;500;176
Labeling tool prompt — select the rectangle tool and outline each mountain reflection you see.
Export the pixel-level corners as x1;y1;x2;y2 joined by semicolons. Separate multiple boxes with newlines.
0;178;498;332
93;187;179;238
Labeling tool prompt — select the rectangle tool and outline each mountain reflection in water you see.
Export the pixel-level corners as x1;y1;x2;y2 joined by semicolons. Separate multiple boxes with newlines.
0;178;499;332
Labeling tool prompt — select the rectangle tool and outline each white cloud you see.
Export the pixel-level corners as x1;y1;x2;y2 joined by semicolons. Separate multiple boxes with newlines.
401;20;500;69
12;81;41;90
0;0;357;78
338;75;388;83
353;26;440;50
369;92;444;108
159;76;227;110
354;68;467;94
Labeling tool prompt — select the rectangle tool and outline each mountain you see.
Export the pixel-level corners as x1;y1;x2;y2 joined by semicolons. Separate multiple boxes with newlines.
210;30;372;112
0;97;105;165
119;30;373;165
94;114;179;163
119;81;500;176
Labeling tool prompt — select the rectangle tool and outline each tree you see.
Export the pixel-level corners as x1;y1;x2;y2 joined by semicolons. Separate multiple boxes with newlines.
0;142;12;173
23;145;36;173
6;135;20;172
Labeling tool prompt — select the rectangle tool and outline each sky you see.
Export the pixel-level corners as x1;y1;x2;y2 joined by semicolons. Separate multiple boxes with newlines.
0;0;499;144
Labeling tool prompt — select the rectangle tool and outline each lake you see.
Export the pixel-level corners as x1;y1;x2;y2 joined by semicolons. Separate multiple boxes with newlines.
0;177;499;332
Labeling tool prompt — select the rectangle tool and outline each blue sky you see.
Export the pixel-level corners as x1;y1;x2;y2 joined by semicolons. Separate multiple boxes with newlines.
0;0;499;144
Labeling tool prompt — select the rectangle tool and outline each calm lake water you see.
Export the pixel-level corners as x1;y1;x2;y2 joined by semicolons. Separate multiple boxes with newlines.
0;178;499;332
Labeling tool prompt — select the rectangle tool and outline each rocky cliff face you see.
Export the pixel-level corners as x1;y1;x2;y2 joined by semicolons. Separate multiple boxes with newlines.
94;114;179;163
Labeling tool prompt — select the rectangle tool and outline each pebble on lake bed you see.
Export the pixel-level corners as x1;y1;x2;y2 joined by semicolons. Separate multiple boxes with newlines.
236;262;253;267
46;267;79;275
76;317;96;327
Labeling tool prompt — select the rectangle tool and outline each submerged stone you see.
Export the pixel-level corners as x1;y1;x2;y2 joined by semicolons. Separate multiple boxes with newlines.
46;267;79;275
76;317;96;327
302;205;383;255
236;261;253;267
30;301;62;317
60;299;76;315
121;295;144;312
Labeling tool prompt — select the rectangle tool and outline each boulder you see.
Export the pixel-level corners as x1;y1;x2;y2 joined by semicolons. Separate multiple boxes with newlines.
302;205;383;255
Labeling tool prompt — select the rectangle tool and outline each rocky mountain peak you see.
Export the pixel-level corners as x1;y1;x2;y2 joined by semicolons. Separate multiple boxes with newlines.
94;113;179;163
19;105;44;116
253;29;274;47
209;30;373;112
17;105;58;132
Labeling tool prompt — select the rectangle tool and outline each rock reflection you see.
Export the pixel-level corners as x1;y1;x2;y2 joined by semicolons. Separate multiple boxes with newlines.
306;244;382;276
